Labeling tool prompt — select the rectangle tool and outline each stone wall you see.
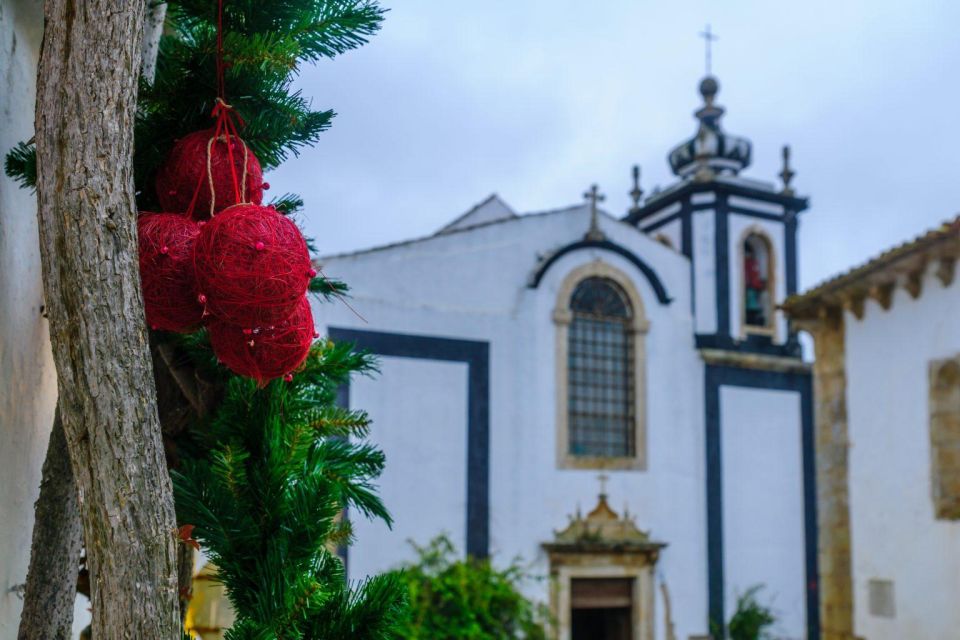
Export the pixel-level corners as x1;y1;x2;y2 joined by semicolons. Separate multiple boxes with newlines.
807;310;854;640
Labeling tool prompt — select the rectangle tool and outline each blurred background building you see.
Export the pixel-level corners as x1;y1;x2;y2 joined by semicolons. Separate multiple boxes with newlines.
317;75;817;640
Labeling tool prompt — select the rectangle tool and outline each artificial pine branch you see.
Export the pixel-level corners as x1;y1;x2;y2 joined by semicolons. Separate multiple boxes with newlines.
173;340;402;636
4;140;36;189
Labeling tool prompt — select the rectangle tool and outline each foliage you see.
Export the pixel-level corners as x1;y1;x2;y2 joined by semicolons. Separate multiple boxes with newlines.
5;1;384;209
390;535;549;640
725;585;776;640
3;140;35;189
1;0;407;636
173;337;405;638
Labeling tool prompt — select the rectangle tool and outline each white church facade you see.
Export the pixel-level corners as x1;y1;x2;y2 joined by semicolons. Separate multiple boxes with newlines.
315;76;818;640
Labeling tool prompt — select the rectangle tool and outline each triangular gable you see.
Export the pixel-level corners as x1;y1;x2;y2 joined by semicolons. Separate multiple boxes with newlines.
437;194;516;234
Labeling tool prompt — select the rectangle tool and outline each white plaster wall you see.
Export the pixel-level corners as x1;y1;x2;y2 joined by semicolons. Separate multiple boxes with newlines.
692;209;717;334
845;269;960;640
720;387;806;639
315;206;712;638
0;2;68;636
727;213;787;343
347;357;468;580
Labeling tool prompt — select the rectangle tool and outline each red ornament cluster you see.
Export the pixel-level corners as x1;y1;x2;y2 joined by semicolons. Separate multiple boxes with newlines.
137;129;315;383
194;204;312;327
208;297;315;382
138;213;205;332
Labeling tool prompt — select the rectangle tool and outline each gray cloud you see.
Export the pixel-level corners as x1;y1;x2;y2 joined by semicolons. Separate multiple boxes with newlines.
270;0;960;290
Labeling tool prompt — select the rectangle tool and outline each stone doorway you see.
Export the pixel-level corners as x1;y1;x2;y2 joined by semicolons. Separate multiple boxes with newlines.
543;488;666;640
571;578;633;640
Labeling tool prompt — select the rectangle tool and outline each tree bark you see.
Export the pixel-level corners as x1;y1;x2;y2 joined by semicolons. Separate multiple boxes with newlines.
16;408;83;640
33;0;181;637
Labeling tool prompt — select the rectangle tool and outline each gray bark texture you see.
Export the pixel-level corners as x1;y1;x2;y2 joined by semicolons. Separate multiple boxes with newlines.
33;0;182;637
16;408;83;640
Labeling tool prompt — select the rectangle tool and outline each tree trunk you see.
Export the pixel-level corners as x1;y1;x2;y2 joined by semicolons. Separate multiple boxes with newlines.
16;408;83;640
33;0;181;637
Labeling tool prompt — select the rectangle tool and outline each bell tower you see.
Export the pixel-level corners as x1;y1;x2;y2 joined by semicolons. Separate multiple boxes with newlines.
624;76;808;357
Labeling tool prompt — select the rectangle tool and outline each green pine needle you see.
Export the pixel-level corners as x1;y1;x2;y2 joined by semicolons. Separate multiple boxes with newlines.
4;140;36;189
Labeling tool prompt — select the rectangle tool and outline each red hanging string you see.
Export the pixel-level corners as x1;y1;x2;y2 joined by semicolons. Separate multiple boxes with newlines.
216;0;242;207
315;265;368;324
207;0;366;328
216;0;226;99
183;0;244;219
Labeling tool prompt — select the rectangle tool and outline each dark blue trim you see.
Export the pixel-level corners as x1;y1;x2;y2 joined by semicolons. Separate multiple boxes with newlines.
784;210;801;349
704;365;819;640
623;180;809;226
715;198;731;336
690;202;719;211
681;201;693;261
528;238;672;305
785;211;799;297
329;327;491;559
704;371;723;635
681;199;695;315
726;206;785;222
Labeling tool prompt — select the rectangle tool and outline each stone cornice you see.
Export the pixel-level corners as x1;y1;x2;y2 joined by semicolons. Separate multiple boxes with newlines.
783;217;960;321
699;348;811;375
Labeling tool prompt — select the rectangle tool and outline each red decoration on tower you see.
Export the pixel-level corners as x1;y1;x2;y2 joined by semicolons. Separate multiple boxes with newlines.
138;212;204;332
193;203;312;328
155;128;264;219
208;296;315;383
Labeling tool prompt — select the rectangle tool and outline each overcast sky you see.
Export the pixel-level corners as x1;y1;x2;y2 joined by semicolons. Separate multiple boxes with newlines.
270;0;960;290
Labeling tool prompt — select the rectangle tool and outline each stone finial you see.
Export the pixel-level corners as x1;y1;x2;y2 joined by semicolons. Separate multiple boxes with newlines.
629;165;644;214
779;144;796;196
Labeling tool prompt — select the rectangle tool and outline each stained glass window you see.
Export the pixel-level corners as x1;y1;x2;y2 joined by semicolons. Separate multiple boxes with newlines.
568;277;634;457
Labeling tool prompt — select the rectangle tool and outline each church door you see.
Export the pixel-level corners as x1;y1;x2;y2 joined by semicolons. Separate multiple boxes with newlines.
570;578;634;640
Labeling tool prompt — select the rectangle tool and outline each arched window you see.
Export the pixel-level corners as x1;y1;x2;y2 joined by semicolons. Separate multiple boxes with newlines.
567;277;635;458
743;233;774;331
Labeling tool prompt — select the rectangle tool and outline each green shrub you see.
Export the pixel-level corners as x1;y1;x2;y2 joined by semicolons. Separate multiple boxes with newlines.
391;535;549;640
726;585;776;640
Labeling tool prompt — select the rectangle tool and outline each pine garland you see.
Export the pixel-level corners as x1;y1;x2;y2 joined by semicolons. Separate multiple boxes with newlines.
173;337;404;638
7;0;406;636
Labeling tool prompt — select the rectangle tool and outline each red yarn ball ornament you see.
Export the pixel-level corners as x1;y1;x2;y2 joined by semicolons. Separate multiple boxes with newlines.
208;297;315;383
138;212;204;332
156;129;264;219
193;203;312;328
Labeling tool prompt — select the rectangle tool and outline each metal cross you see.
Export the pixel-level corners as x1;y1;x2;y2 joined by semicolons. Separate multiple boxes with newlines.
584;184;606;241
699;24;719;76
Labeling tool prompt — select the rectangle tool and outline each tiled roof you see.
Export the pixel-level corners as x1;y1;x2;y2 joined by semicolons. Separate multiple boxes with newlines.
782;216;960;319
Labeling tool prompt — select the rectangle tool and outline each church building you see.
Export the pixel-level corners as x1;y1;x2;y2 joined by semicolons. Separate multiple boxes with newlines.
315;75;818;640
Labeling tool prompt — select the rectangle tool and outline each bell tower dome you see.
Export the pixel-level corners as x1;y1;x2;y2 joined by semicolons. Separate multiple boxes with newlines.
668;77;753;181
624;76;808;358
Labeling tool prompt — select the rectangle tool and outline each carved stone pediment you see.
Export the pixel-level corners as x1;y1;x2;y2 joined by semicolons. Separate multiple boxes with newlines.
543;492;666;558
